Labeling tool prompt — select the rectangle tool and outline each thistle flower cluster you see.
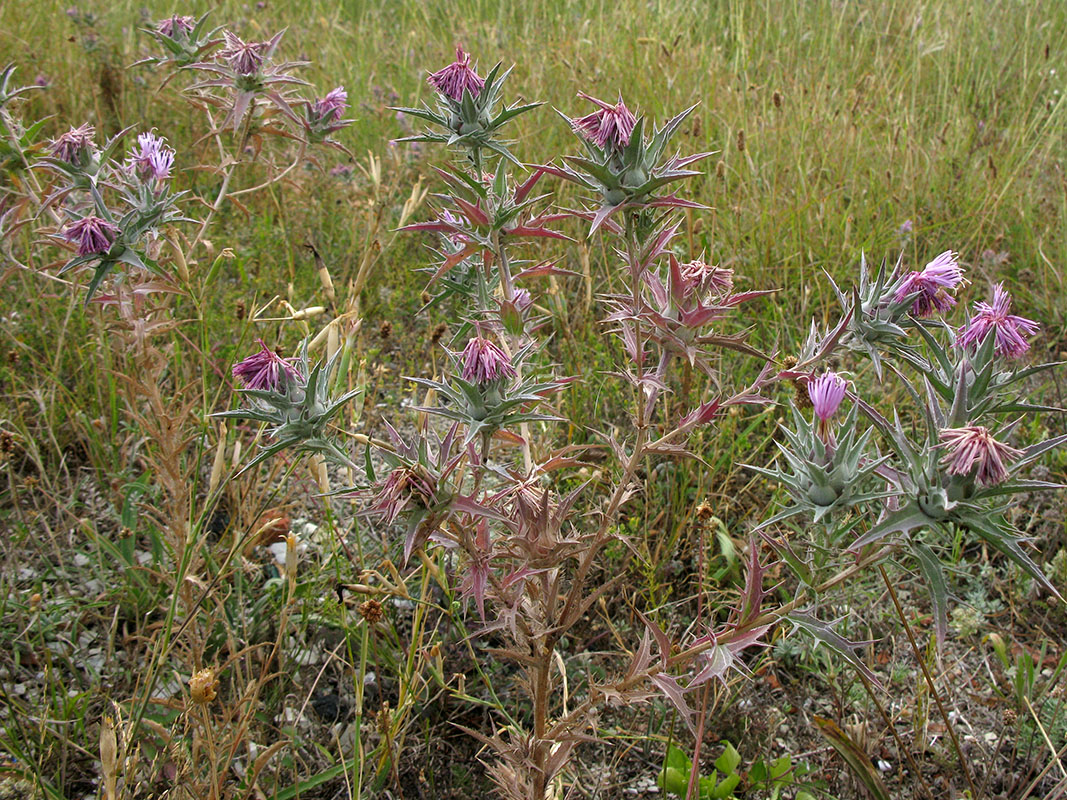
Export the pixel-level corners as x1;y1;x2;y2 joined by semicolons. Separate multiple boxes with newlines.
541;93;710;233
35;122;190;301
764;249;1062;650
214;340;359;474
394;48;541;165
135;12;217;69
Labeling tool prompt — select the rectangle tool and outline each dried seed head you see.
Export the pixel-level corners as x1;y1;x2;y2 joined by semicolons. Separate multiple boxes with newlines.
378;320;392;340
1003;708;1017;726
235;299;246;320
99;714;119;787
715;160;726;179
772;91;782;108
359;599;384;624
430;322;448;345
0;431;13;455
7;349;19;366
736;129;745;152
189;668;219;705
695;500;714;521
421;291;433;305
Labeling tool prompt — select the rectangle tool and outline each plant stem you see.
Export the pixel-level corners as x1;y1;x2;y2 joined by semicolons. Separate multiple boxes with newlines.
879;564;980;799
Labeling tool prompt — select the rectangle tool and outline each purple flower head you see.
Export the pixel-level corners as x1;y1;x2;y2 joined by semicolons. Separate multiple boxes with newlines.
156;15;194;38
128;132;175;182
680;259;734;297
898;219;914;235
807;371;847;422
62;216;120;256
232;340;303;392
427;47;485;102
572;92;637;151
956;283;1039;359
460;336;516;385
893;250;964;316
312;86;348;122
50;123;95;165
220;30;266;76
939;425;1022;487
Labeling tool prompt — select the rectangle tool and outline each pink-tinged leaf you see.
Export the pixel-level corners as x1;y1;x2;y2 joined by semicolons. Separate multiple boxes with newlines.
399;220;461;234
635;610;672;669
650;673;696;735
646;194;709;211
452;196;490;226
643;221;683;271
491;428;527;446
589;202;625;235
450;494;508;522
673;151;715;168
514;167;546;203
668;253;687;305
625;630;655;680
513;260;581;280
505;224;573;241
430;242;480;283
679;398;722;429
738;539;771;624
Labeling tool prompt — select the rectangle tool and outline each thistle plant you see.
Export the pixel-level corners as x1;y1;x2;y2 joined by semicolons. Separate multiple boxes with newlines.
761;251;1065;671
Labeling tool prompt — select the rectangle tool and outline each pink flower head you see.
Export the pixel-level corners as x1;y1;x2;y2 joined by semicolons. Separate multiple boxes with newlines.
50;123;95;165
427;47;485;102
680;259;734;297
956;283;1039;359
62;216;120;256
807;371;847;422
156;15;194;38
460;336;516;385
313;86;348;122
232;340;303;392
572;92;637;151
220;30;266;76
939;425;1022;487
893;250;964;316
128;132;175;181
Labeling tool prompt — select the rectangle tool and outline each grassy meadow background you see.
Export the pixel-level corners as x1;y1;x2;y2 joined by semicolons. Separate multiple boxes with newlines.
1;0;1066;797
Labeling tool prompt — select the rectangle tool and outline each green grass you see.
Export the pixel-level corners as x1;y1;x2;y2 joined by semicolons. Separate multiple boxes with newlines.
1;0;1066;797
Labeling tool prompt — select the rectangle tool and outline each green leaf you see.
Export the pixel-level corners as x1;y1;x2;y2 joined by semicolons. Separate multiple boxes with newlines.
714;741;741;776
911;540;950;649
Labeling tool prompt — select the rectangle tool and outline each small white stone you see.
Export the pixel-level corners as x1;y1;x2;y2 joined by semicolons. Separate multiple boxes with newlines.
73;554;91;567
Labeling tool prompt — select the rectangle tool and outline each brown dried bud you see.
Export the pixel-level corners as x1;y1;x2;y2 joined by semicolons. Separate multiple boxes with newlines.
715;160;726;179
0;431;13;455
430;322;448;345
695;500;715;521
7;349;19;366
359;599;384;624
772;91;782;108
421;291;433;306
235;299;247;320
736;129;745;152
378;320;392;340
1003;708;1017;726
189;668;218;705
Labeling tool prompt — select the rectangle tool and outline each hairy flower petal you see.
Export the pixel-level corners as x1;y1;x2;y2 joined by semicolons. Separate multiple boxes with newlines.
956;283;1039;359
